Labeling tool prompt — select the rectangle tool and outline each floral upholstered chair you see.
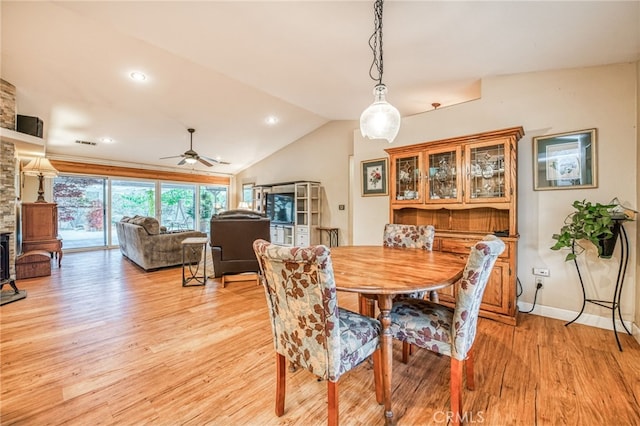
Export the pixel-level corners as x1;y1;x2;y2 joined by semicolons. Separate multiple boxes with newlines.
382;223;435;250
380;223;437;360
389;235;505;426
252;239;382;426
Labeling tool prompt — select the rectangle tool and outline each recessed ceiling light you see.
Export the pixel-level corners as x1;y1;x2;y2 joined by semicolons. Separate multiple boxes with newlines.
130;71;147;81
100;137;113;143
265;116;279;125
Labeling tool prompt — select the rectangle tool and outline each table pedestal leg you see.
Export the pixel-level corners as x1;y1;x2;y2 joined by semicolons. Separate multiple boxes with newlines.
377;294;394;425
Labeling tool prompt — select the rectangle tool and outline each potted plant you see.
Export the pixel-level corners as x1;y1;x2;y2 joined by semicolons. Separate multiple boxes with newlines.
551;199;626;261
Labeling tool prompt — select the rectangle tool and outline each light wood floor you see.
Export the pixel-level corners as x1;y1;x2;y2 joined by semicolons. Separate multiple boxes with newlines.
1;250;639;425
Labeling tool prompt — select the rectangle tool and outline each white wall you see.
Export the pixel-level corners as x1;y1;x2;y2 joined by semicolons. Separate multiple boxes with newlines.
236;62;638;327
235;120;356;246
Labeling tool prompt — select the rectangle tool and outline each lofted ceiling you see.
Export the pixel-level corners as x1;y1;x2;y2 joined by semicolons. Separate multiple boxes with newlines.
1;1;639;176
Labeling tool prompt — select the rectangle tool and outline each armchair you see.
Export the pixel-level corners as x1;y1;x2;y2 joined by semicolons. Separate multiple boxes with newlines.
209;210;270;283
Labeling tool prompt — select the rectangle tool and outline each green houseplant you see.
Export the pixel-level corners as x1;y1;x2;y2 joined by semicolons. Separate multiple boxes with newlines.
550;199;624;261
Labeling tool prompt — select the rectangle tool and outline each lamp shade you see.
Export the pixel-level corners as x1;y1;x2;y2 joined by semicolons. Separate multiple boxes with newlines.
360;84;401;143
22;157;59;177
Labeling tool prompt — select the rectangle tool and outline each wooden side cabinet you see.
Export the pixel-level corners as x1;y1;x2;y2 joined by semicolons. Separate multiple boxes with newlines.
386;126;524;325
21;202;63;267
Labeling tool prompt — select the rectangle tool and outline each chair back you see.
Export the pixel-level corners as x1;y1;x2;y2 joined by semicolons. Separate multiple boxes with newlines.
451;235;505;360
253;239;342;381
382;224;435;250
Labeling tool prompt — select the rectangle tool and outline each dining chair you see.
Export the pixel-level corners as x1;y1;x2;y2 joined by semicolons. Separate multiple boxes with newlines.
382;223;435;250
380;223;437;360
389;235;505;426
252;239;382;426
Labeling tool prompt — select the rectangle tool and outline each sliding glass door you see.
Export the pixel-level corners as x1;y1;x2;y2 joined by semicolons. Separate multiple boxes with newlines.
199;185;228;234
111;180;156;245
160;183;196;231
54;176;228;250
53;176;107;249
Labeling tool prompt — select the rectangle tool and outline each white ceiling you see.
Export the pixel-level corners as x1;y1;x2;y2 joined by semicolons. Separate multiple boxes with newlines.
2;1;639;176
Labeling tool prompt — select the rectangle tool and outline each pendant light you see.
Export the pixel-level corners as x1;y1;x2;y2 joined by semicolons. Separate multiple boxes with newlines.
360;0;400;143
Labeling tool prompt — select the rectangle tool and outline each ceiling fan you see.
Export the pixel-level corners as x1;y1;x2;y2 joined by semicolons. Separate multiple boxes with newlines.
160;128;229;167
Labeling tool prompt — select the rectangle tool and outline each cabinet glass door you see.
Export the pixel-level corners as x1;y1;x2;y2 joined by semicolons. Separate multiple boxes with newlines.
427;148;461;202
466;141;509;202
394;154;422;202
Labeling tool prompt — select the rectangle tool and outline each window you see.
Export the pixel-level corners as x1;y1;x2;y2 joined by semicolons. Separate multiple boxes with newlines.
160;183;196;231
53;174;228;250
199;185;228;234
53;176;107;249
243;183;254;203
111;179;156;245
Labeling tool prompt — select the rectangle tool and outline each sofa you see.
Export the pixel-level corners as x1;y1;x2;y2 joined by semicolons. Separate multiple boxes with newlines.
116;216;207;271
210;209;271;279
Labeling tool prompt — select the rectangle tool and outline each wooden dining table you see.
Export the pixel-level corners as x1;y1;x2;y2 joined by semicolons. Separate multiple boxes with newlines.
330;245;467;425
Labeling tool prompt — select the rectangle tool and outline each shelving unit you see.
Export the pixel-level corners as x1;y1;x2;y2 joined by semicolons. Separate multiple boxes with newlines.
253;181;321;247
294;182;321;246
386;126;524;325
251;185;270;214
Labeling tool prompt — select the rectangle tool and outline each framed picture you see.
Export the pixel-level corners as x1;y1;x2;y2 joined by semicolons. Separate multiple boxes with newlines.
533;129;597;191
361;158;388;196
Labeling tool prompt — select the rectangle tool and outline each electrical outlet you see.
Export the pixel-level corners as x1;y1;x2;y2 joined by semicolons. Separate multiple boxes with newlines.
535;277;544;288
533;268;550;277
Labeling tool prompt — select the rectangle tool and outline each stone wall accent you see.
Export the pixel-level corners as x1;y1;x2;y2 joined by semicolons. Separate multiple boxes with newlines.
0;140;17;279
1;79;17;130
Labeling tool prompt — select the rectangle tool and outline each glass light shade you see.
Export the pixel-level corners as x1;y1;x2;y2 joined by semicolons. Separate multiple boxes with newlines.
237;201;251;210
360;84;401;143
22;157;59;177
184;157;198;164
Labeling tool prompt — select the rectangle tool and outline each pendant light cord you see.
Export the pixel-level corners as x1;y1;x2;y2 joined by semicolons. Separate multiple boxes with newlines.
368;0;385;85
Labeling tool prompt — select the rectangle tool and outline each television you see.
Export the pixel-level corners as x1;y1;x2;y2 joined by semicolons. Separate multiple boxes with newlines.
266;193;295;224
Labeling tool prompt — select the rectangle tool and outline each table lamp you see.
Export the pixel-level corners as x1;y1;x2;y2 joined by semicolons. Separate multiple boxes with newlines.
22;157;59;203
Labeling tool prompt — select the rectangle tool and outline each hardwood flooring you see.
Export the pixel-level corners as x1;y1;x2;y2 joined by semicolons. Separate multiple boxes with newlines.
1;250;639;425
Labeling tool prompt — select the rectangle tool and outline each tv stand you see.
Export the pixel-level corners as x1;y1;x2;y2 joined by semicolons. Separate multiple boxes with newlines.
253;181;321;247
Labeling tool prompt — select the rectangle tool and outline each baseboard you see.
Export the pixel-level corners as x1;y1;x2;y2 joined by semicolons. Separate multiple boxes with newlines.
517;301;634;332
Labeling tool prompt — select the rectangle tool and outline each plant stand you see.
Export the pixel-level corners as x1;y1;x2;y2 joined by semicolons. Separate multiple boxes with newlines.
565;220;631;351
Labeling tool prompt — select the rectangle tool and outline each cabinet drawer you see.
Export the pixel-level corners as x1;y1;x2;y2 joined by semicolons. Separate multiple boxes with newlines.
439;237;509;259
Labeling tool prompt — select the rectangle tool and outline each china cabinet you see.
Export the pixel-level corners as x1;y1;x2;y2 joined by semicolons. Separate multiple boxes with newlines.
385;126;523;325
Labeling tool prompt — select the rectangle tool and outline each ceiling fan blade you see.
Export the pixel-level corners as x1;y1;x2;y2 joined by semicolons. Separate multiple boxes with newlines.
160;154;185;160
200;155;230;165
198;158;213;167
177;158;187;165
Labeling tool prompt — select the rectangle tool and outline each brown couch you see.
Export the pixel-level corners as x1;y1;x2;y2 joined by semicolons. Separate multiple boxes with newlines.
116;216;206;271
210;210;270;278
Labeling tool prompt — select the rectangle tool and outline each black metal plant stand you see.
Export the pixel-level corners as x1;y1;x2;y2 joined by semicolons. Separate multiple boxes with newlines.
565;220;631;351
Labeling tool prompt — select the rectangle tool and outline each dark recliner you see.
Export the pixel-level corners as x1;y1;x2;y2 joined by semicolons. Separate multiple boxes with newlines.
210;209;271;281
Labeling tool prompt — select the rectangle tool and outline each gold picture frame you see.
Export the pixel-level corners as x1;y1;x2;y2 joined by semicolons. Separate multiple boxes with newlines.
533;129;597;191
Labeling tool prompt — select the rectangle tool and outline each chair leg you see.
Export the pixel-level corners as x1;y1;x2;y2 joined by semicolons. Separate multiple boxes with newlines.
372;348;383;404
275;353;286;416
328;380;338;426
450;358;464;426
402;341;410;364
465;348;475;391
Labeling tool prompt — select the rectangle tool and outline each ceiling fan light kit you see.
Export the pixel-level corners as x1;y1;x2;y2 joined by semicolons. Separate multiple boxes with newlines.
160;128;229;167
360;0;401;144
